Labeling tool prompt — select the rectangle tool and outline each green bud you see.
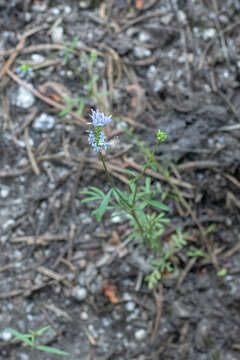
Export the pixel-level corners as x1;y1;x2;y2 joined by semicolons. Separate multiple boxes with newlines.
156;130;167;142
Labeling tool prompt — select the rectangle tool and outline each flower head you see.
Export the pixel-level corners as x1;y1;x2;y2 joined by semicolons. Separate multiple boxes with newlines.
16;64;33;82
88;109;112;152
89;109;112;127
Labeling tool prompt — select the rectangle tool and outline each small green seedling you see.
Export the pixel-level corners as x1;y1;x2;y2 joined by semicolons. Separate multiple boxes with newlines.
172;229;188;249
217;268;227;277
145;255;174;290
187;248;207;258
7;326;69;356
62;35;79;66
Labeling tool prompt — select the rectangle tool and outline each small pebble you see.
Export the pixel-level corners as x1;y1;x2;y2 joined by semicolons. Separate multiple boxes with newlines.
33;113;55;132
161;13;173;25
0;329;12;341
2;219;15;231
72;286;88;301
15;86;35;109
125;301;136;312
134;329;147;341
177;10;187;24
138;32;150;42
153;79;164;93
31;54;45;63
133;46;151;59
80;312;89;320
0;186;10;198
51;27;64;43
203;28;216;41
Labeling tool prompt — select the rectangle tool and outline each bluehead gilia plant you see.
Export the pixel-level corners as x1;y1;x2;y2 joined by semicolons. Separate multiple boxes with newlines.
81;110;171;285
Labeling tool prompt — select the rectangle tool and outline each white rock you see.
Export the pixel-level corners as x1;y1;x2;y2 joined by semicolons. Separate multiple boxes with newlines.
33;113;55;132
203;28;216;41
64;6;71;14
72;286;87;301
153;79;164;93
51;26;64;43
161;13;174;25
125;301;136;312
31;54;45;62
51;7;60;16
134;329;147;341
0;329;12;341
79;0;91;9
80;312;88;320
138;32;150;42
133;46;151;59
15;86;35;109
177;10;187;24
147;65;157;79
3;219;15;231
0;186;10;198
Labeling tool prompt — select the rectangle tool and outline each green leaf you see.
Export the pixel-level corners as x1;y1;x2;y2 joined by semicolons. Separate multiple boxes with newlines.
148;200;169;211
187;248;206;258
121;169;137;177
80;187;105;199
59;104;73;117
92;189;113;222
35;345;70;356
135;209;147;223
33;326;51;336
145;177;151;193
77;98;85;115
113;189;130;208
81;196;102;203
217;268;227;277
7;329;34;346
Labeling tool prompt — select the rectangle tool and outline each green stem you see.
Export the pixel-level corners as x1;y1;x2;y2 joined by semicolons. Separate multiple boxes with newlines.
132;140;161;205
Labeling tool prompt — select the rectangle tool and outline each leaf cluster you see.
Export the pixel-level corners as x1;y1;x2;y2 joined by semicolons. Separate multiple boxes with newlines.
7;326;69;356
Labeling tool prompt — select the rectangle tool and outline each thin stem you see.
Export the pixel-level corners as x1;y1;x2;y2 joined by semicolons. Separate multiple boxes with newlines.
132;140;161;205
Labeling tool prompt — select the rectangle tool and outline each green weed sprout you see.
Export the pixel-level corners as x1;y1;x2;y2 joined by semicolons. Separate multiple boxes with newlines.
7;326;69;356
81;110;170;287
62;35;79;66
59;50;108;117
16;63;33;82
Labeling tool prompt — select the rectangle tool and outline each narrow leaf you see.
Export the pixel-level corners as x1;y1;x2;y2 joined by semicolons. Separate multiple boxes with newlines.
148;200;169;211
7;329;34;346
36;345;70;356
93;189;113;222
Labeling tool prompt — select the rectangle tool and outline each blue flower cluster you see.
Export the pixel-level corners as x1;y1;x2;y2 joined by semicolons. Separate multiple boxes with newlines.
16;64;33;82
88;109;112;152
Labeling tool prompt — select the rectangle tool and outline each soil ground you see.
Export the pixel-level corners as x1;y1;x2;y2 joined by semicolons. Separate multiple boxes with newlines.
0;1;240;359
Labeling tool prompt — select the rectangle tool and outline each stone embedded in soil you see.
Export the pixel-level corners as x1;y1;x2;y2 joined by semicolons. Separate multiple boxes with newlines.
0;185;10;198
51;26;64;43
71;286;88;301
125;301;136;312
0;329;12;341
202;28;216;40
31;53;45;63
133;46;152;59
161;13;174;25
33;113;55;132
14;86;35;109
134;329;147;341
